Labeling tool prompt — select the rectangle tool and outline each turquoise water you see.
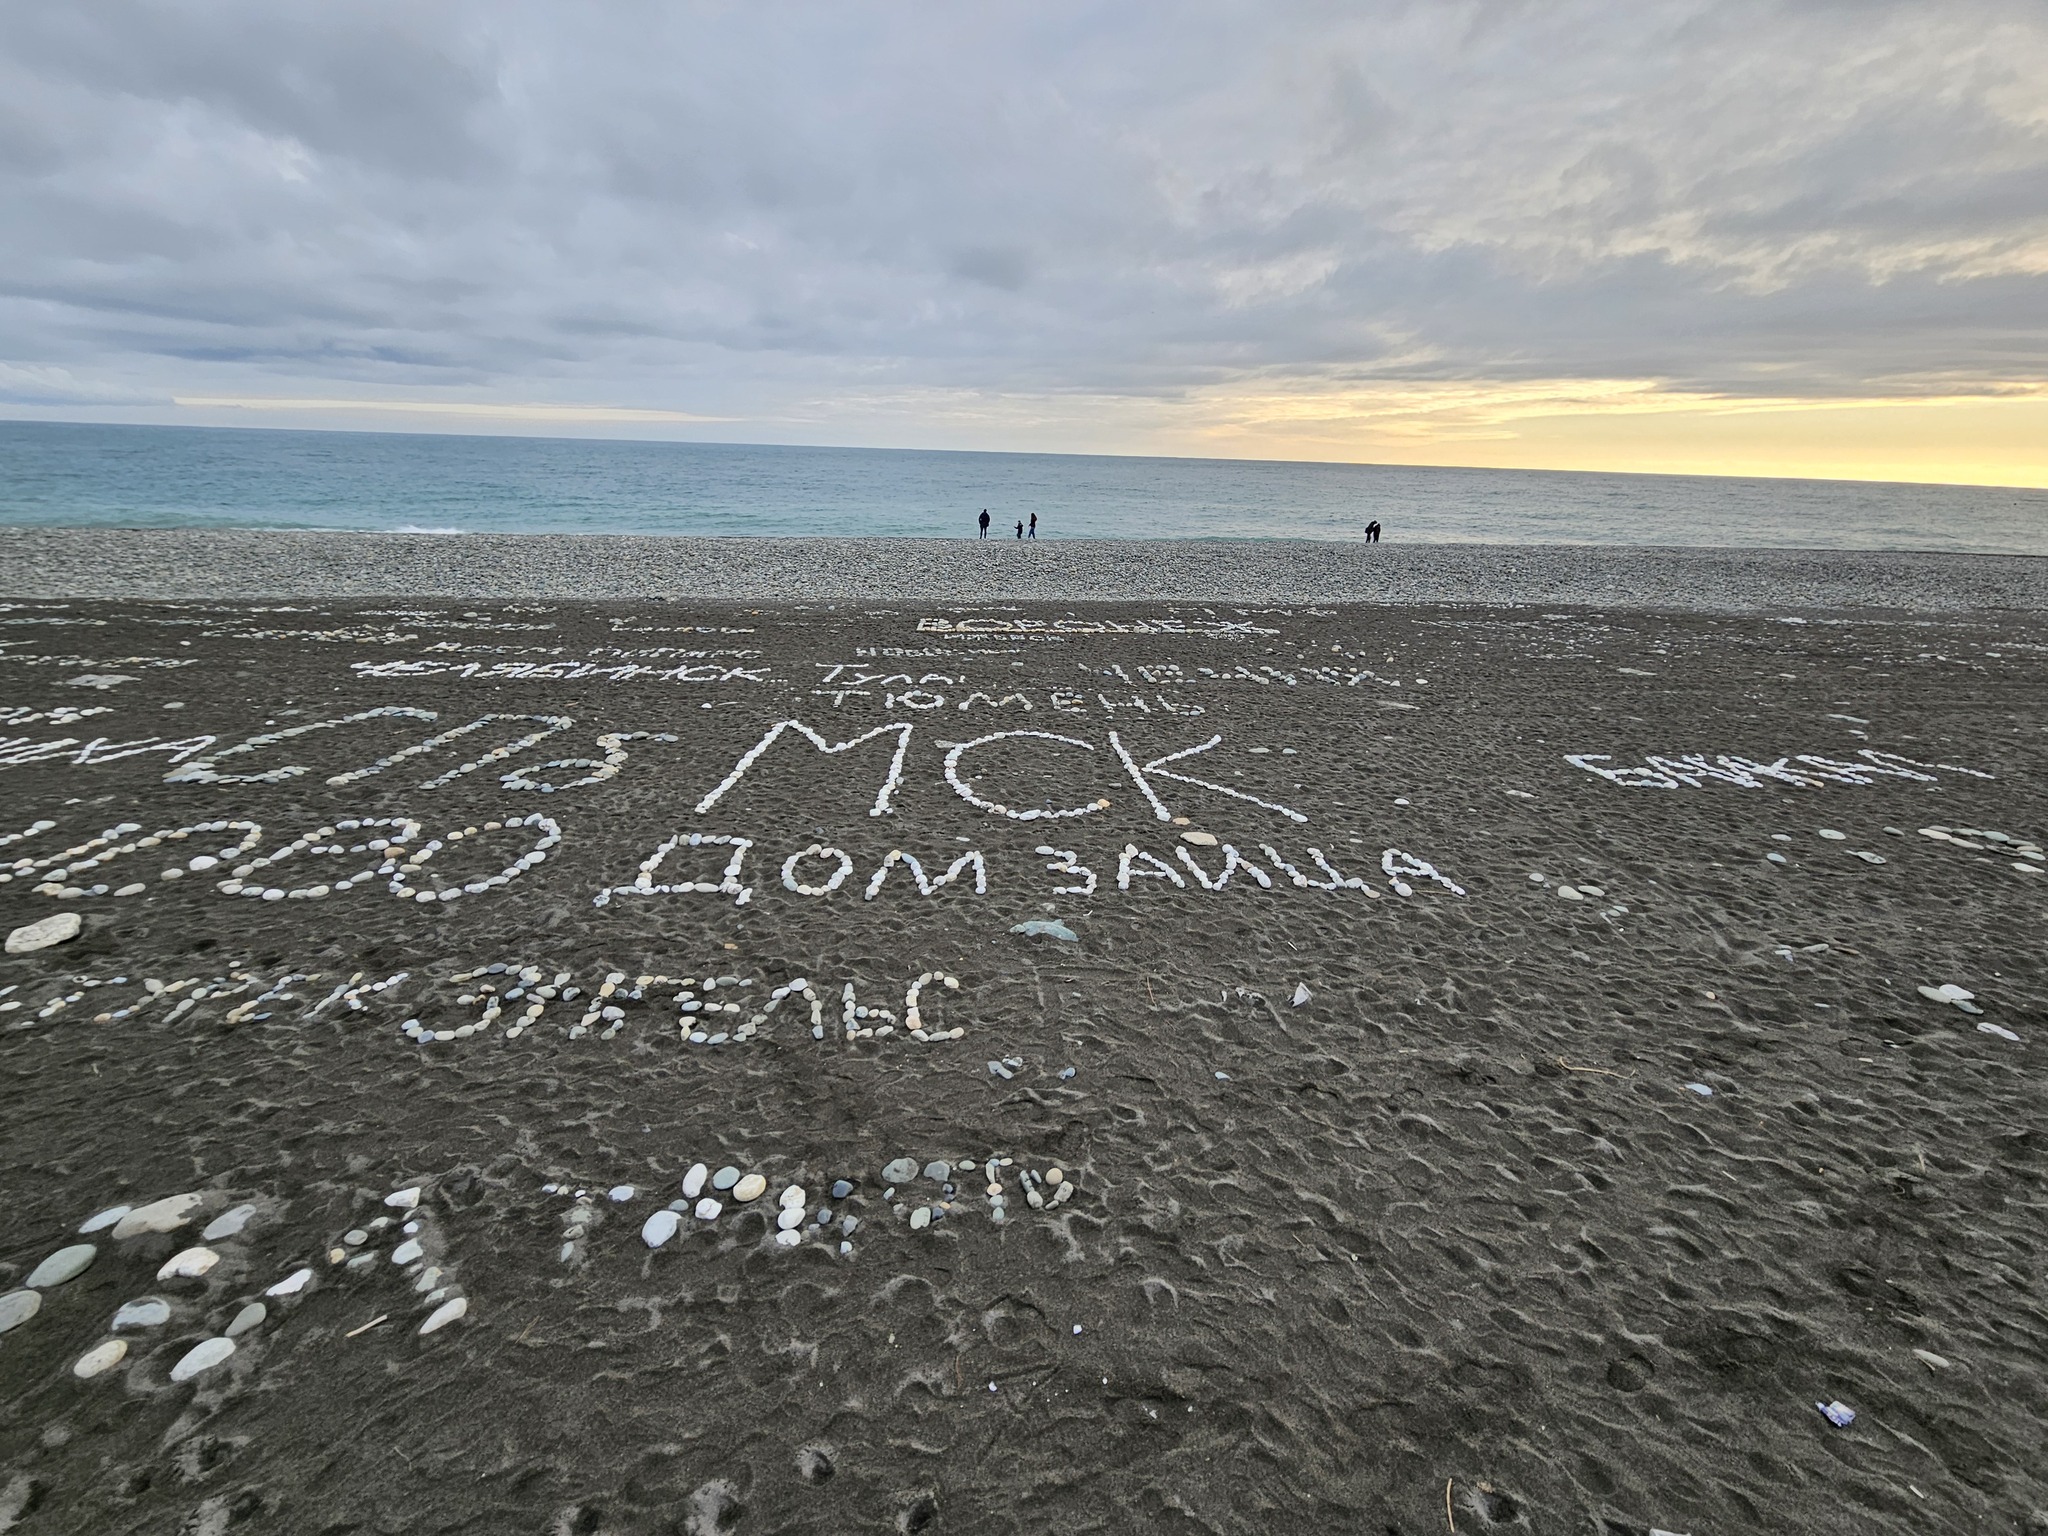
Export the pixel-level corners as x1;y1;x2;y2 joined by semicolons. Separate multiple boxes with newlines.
1;419;2043;553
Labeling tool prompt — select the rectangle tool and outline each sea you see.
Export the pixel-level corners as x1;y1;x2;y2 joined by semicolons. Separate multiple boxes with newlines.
2;419;2043;555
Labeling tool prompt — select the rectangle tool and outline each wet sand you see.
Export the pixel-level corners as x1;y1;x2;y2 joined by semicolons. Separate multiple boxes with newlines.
1;587;2044;1535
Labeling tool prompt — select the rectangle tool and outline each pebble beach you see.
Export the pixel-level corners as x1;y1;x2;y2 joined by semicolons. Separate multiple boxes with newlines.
6;525;2047;611
1;534;2044;1533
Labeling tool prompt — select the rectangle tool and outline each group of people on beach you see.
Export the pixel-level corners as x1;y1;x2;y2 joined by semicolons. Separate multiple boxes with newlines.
977;509;1035;540
975;509;1383;542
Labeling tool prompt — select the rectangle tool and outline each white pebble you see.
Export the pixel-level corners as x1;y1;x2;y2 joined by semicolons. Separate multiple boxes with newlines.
201;1204;258;1241
79;1205;131;1234
419;1296;468;1334
73;1338;129;1379
224;1302;267;1337
156;1246;221;1280
111;1192;206;1239
27;1244;97;1289
642;1210;681;1248
169;1336;236;1382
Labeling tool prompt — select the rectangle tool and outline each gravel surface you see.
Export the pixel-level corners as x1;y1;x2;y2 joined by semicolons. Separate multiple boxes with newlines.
4;527;2043;611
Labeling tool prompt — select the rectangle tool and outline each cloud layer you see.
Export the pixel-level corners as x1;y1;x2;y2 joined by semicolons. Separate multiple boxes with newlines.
3;0;2046;461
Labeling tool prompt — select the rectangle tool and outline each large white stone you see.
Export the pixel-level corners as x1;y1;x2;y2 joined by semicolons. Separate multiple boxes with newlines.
73;1339;129;1379
390;1238;423;1265
224;1302;267;1337
732;1173;767;1203
111;1296;171;1329
265;1268;313;1298
27;1244;97;1289
419;1296;468;1334
384;1186;422;1210
6;912;82;954
681;1162;709;1198
169;1336;235;1382
156;1246;220;1281
112;1192;205;1240
641;1210;680;1248
79;1205;131;1234
202;1204;258;1241
0;1289;41;1333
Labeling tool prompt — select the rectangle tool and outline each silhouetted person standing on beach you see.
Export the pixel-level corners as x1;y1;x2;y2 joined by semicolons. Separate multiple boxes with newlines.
979;509;990;539
1028;513;1037;539
1015;519;1024;540
1366;519;1382;543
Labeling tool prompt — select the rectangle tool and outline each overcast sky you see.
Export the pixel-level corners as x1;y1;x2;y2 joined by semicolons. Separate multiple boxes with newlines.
3;1;2047;480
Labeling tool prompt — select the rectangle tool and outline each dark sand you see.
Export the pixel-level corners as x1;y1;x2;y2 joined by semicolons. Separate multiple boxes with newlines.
1;591;2044;1535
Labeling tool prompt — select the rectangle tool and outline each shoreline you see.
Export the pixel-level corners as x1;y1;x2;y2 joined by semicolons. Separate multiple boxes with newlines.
4;525;2045;611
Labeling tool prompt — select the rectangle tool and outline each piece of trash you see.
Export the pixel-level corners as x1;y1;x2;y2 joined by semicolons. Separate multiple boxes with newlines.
1072;1324;1083;1334
1911;1348;1951;1371
1010;919;1078;942
1291;983;1312;1007
345;1314;390;1338
1684;1082;1714;1097
61;673;136;690
1058;1066;1076;1080
1214;1071;1231;1081
1817;1400;1856;1427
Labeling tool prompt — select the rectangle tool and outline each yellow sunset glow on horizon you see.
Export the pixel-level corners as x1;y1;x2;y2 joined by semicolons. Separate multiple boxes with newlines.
167;383;2048;492
1156;381;2048;490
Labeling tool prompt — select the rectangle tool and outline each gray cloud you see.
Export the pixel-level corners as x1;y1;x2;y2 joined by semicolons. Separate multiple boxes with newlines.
1;0;2045;434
